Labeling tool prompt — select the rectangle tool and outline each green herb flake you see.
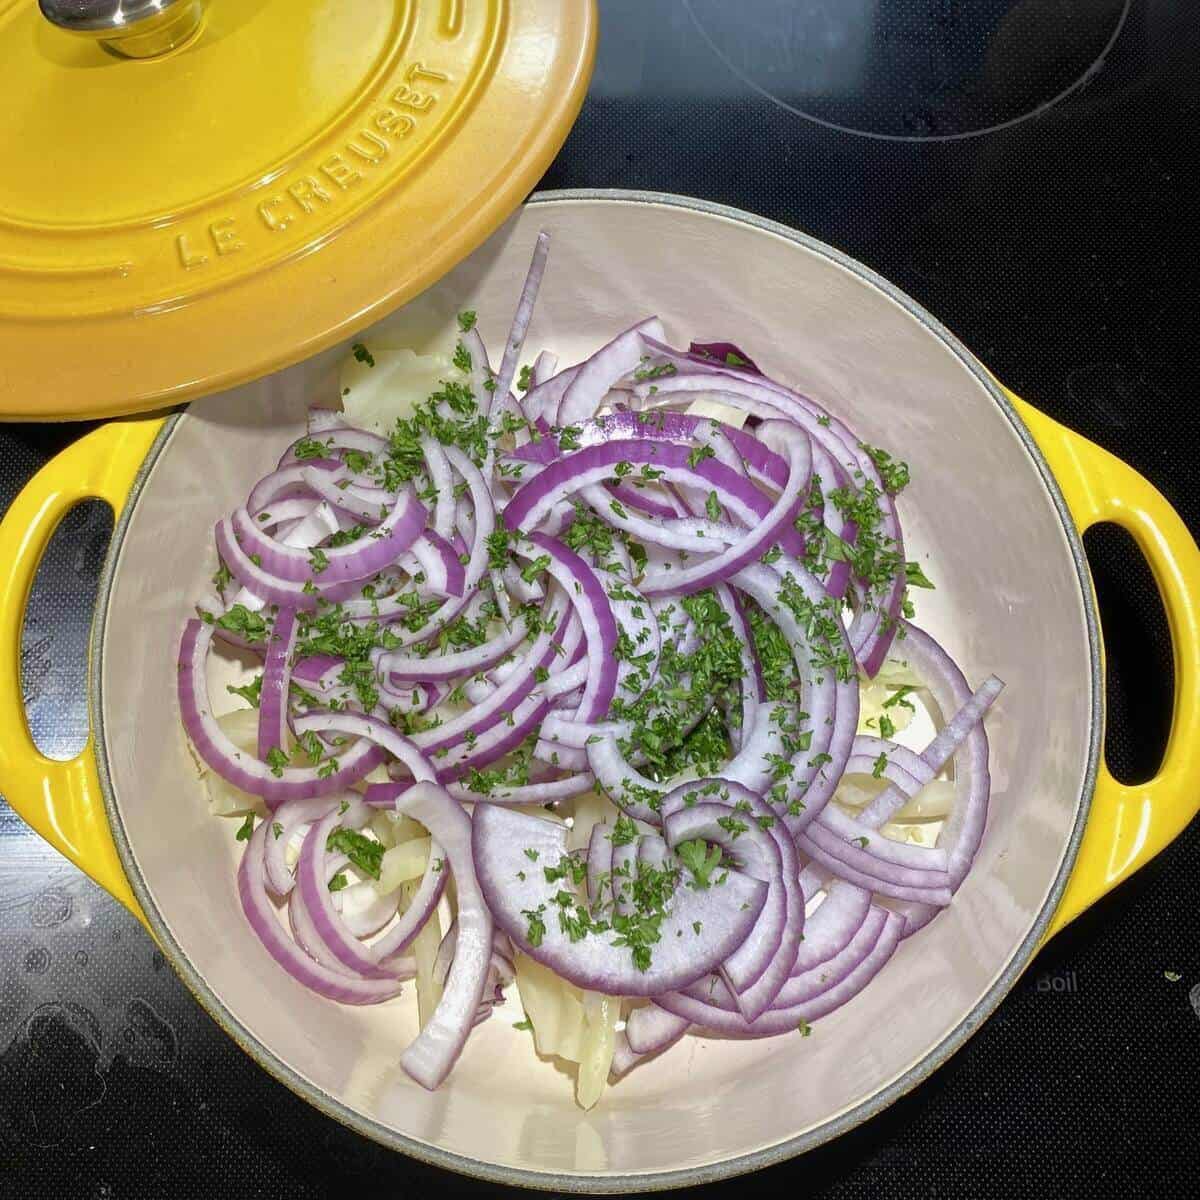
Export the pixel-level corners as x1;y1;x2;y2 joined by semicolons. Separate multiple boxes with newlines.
226;674;263;708
235;813;255;841
608;814;640;847
215;604;269;644
905;561;936;589
326;828;385;880
677;838;722;889
522;907;547;948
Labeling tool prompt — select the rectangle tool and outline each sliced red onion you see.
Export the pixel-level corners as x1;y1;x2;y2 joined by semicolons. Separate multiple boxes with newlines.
631;343;905;674
679;903;888;1015
238;819;403;1004
503;439;806;592
188;275;1008;1084
586;821;612;909
297;808;404;980
523;362;579;425
248;460;338;517
732;560;857;830
656;908;903;1038
410;602;572;760
473;806;766;996
403;530;466;598
797;822;953;905
301;466;388;525
624;1004;692;1057
257;607;297;761
662;802;788;1015
230;488;426;585
687;341;762;374
448;772;595;806
377;615;529;682
263;795;343;897
859;670;1004;831
609;839;640;918
661;780;803;1020
555;317;666;428
179;620;388;807
789;880;873;977
396;783;494;1091
215;519;362;611
279;427;386;469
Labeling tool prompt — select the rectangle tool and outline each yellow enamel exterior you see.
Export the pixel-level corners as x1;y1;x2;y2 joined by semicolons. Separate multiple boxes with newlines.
0;416;165;930
1007;393;1200;939
0;0;597;420
0;391;1197;937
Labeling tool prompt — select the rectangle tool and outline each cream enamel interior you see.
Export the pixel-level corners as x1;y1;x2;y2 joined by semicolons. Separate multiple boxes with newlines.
97;197;1094;1185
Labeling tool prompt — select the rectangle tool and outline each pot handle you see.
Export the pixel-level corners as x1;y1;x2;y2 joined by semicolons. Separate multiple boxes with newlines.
1010;392;1200;939
0;417;165;930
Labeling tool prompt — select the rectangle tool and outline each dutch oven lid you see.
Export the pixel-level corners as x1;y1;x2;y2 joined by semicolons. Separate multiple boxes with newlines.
0;0;596;419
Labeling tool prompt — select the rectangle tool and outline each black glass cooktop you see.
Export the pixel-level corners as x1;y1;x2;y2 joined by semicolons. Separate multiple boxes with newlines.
2;3;1198;1196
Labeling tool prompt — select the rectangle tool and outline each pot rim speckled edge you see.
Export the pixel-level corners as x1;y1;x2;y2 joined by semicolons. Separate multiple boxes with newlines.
91;188;1103;1194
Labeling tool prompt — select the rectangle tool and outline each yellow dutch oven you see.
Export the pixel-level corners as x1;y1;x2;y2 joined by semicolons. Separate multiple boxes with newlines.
0;7;1196;1189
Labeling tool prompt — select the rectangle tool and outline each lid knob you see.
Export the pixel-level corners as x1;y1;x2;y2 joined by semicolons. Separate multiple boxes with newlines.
39;0;204;59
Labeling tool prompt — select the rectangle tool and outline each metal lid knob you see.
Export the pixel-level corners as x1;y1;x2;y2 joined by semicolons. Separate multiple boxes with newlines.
39;0;204;59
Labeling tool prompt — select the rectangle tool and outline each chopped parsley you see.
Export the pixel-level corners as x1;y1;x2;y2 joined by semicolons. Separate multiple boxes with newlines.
265;747;289;778
457;310;477;332
608;814;640;847
326;828;385;880
352;342;375;368
226;674;263;708
327;525;367;548
293;437;330;461
235;814;255;841
677;838;722;889
883;685;917;711
215;604;268;644
861;443;910;496
716;815;749;839
905;561;936;589
633;360;677;383
523;906;547;948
